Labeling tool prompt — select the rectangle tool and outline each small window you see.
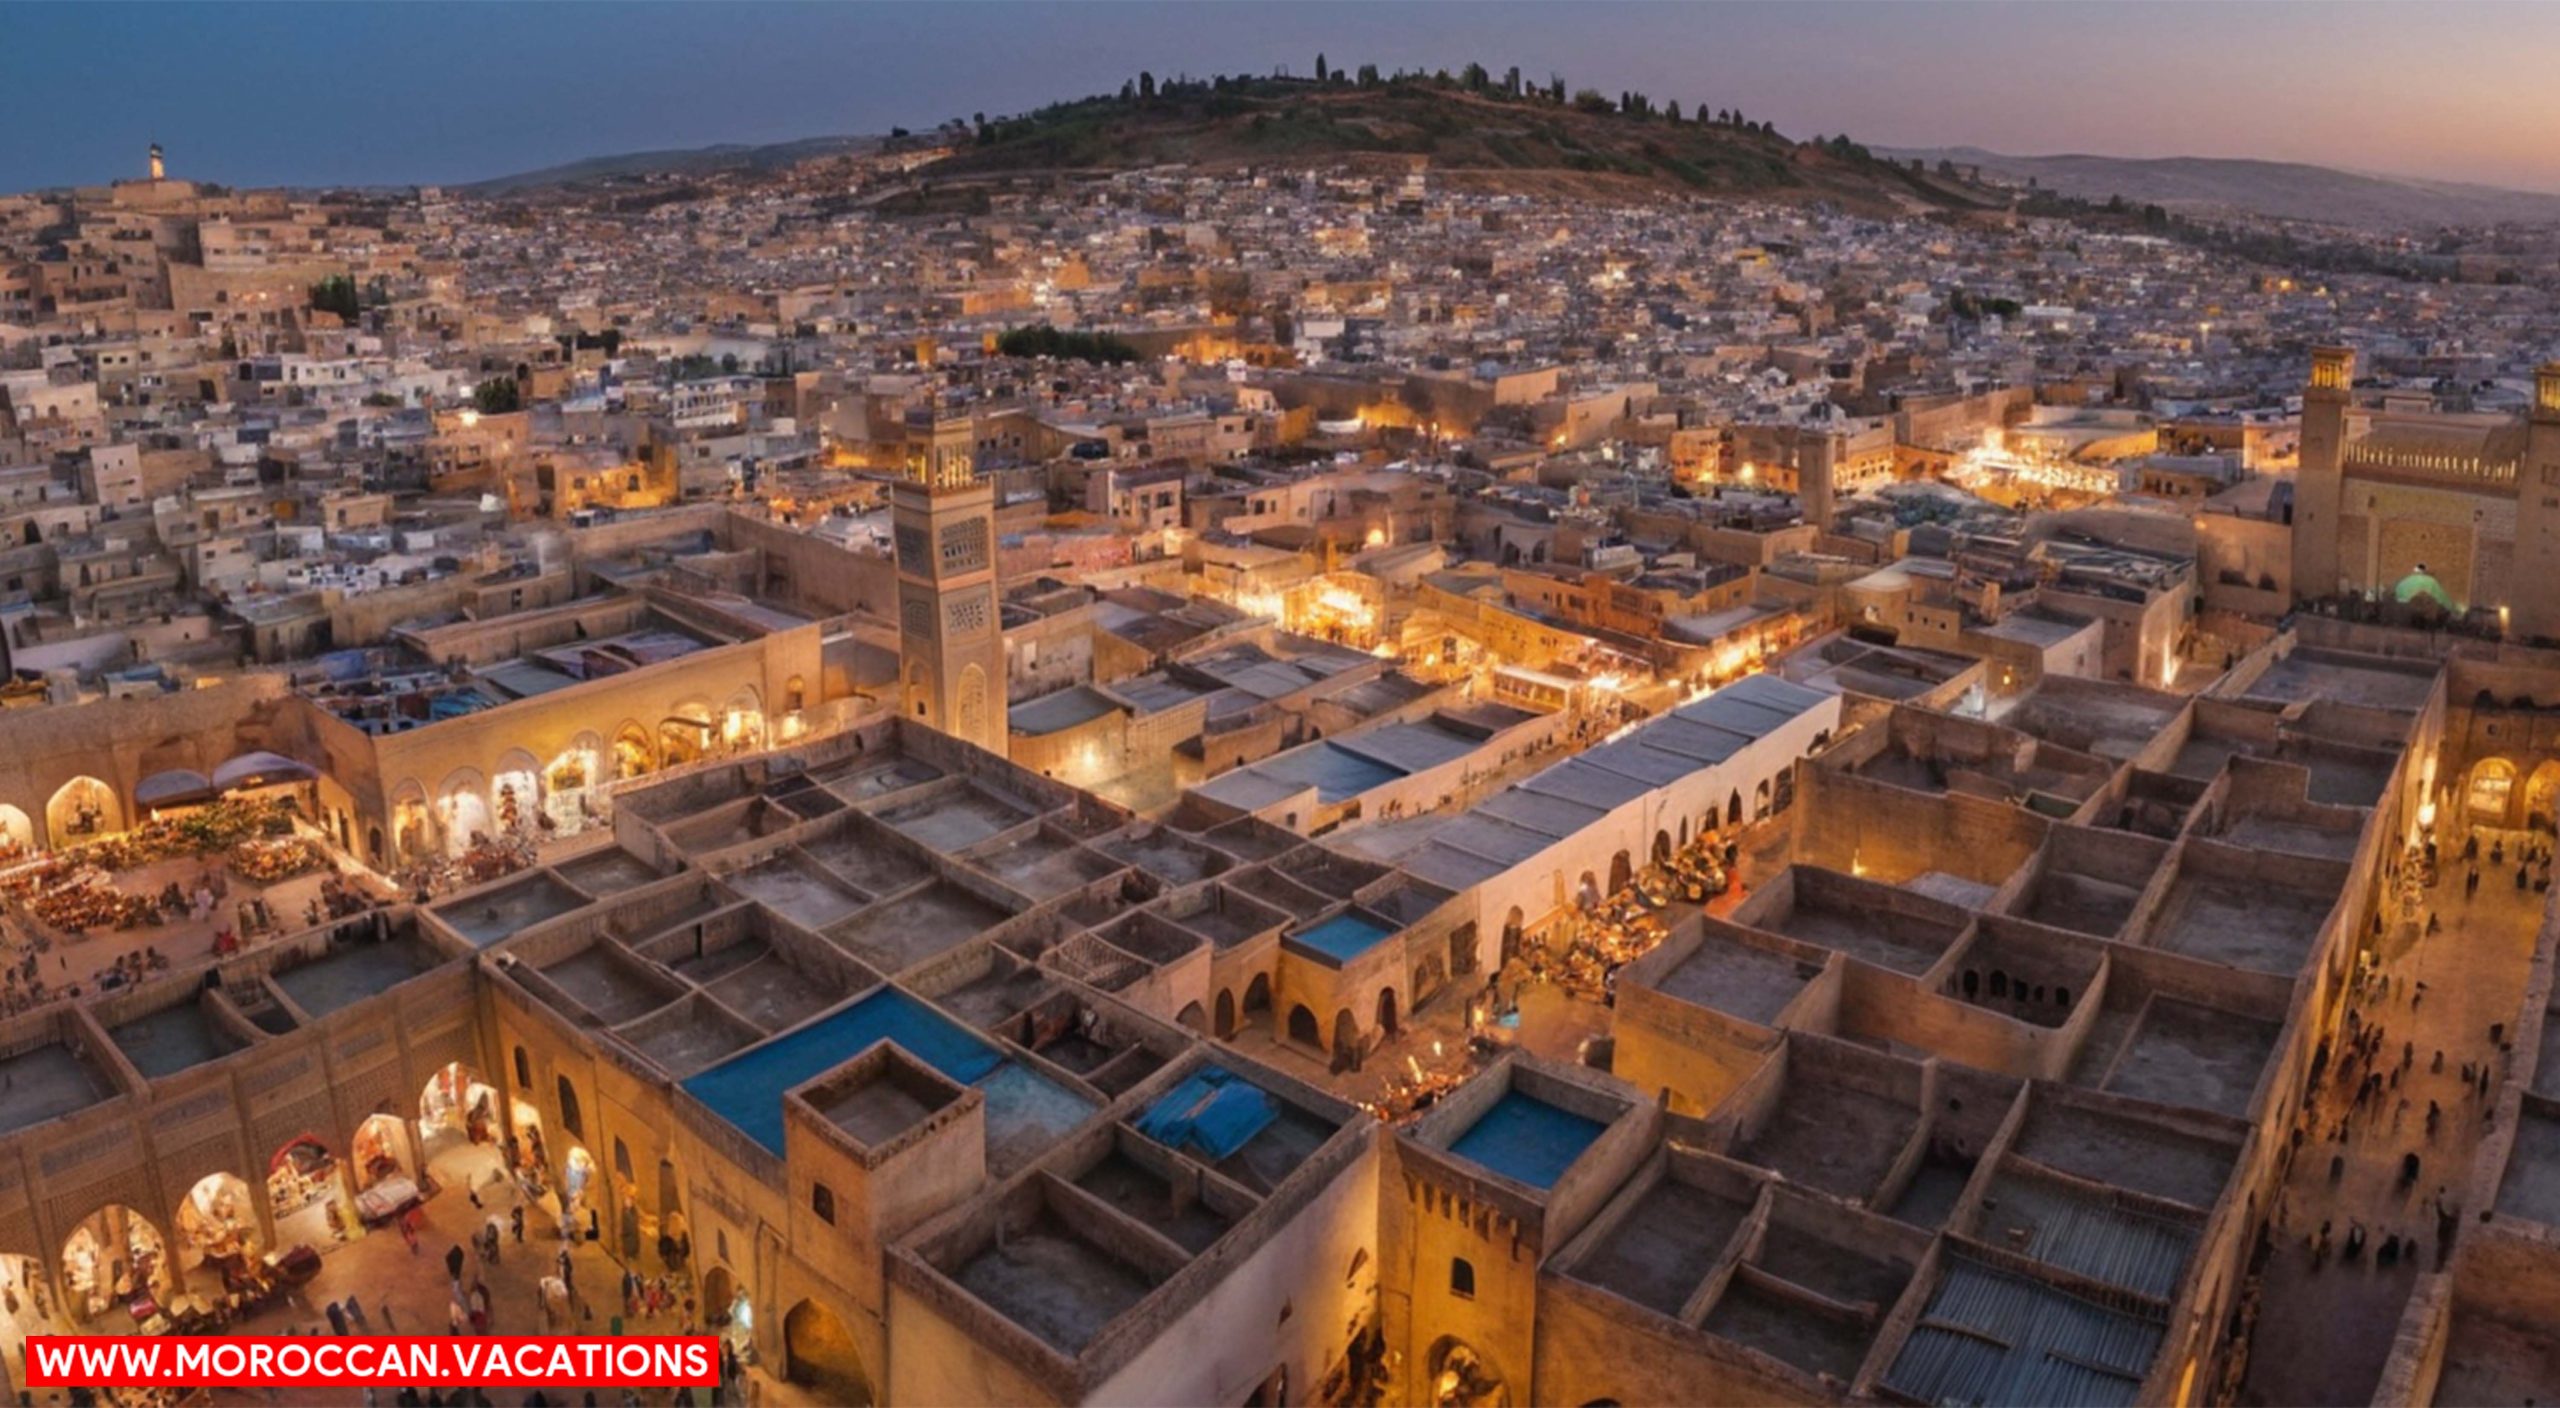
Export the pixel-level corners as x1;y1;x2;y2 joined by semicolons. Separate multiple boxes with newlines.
513;1046;531;1088
1451;1257;1475;1298
811;1183;836;1226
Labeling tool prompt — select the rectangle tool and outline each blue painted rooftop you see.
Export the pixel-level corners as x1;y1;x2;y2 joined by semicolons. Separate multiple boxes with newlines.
1290;911;1397;964
682;988;1001;1155
1447;1090;1606;1190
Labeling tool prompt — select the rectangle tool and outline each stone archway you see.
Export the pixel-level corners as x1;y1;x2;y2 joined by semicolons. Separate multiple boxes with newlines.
268;1134;355;1251
612;721;656;780
436;768;491;860
1427;1335;1510;1408
45;776;122;846
2526;761;2560;835
721;686;766;757
1215;988;1237;1038
1331;1008;1361;1072
784;1298;874;1405
61;1206;170;1325
170;1173;261;1297
1287;1004;1321;1048
2468;757;2520;828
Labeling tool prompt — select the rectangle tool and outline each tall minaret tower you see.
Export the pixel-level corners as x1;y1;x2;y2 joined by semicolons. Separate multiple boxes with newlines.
2514;362;2560;642
2292;345;2353;607
890;405;1008;754
148;143;165;182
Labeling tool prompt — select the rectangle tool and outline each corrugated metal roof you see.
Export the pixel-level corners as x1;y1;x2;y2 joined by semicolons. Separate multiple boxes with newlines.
1884;1258;2162;1408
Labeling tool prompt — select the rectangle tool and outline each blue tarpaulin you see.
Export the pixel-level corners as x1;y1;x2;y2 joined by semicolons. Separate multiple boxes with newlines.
683;988;1002;1154
1136;1065;1277;1162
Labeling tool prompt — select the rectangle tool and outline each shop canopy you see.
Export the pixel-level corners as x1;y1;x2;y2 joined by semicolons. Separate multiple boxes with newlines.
136;770;217;808
213;751;318;791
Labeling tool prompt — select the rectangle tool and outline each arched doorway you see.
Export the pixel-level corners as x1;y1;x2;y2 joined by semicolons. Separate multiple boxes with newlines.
0;1253;64;1387
351;1113;415;1196
436;768;491;860
1427;1336;1510;1408
61;1207;168;1326
493;748;542;840
612;721;656;781
1243;973;1273;1022
1607;850;1633;896
1331;1009;1361;1072
1375;987;1399;1037
170;1172;261;1297
546;734;605;834
721;687;766;757
657;1159;689;1271
389;779;432;865
1287;1004;1321;1049
1501;906;1525;966
2468;757;2520;827
1215;989;1237;1038
419;1062;502;1192
1577;871;1601;908
784;1298;875;1405
560;1145;599;1243
1651;830;1672;868
45;776;121;845
2527;761;2560;835
1727;790;1744;827
659;705;713;768
1175;1000;1206;1032
268;1136;354;1250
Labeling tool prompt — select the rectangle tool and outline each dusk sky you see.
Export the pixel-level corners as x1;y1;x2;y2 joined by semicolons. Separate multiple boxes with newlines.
6;1;2558;194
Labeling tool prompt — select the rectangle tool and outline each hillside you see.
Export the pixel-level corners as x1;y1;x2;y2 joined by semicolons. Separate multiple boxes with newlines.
1883;146;2560;230
465;134;880;195
925;78;1991;212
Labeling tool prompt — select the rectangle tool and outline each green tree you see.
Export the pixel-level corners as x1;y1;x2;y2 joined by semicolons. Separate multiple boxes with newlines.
1572;88;1613;114
1462;62;1488;91
1315;52;1328;82
472;377;520;414
1138;70;1156;99
307;274;360;322
1357;63;1380;86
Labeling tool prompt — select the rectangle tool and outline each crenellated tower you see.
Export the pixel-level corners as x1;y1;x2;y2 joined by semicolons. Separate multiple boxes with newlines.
2292;345;2354;605
890;407;1008;754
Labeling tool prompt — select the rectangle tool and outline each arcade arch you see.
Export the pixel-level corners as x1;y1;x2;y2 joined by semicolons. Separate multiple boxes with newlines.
45;776;121;846
60;1206;168;1326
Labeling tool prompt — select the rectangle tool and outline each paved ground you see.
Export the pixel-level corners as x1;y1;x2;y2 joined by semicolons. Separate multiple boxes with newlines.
2237;827;2548;1407
0;1132;810;1407
1;850;373;1003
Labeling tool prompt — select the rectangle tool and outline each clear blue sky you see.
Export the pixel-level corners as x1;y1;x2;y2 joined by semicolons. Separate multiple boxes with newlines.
4;1;2556;194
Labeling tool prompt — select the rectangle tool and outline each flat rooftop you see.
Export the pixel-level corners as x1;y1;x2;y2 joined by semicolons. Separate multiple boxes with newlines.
1736;1080;1915;1201
952;1206;1161;1355
2143;876;2331;977
1654;934;1816;1025
681;988;1001;1155
2241;650;2435;713
1883;1257;2162;1408
110;1001;245;1080
1571;1176;1751;1315
1446;1089;1605;1191
2095;999;2278;1118
0;1043;115;1134
272;933;446;1016
1287;910;1398;965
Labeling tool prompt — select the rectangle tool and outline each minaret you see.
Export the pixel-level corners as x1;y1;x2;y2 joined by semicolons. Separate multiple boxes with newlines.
2515;362;2560;641
2292;345;2353;607
890;405;1008;754
148;143;165;182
